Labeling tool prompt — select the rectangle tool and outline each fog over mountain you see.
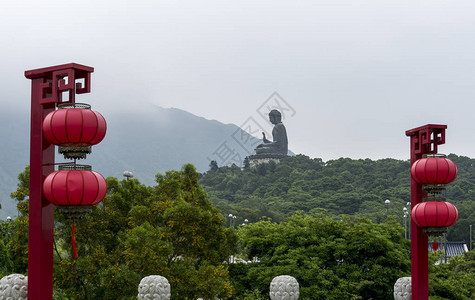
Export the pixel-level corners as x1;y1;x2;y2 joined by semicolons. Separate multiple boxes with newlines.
0;104;261;219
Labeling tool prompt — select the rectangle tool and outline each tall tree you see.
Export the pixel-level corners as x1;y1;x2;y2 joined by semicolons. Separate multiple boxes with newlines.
0;166;31;276
5;164;237;299
233;213;410;299
429;250;475;299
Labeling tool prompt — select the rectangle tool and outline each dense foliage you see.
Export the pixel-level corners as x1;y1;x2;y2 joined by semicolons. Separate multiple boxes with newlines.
1;154;475;299
2;164;236;299
429;250;475;299
200;154;475;242
232;213;410;299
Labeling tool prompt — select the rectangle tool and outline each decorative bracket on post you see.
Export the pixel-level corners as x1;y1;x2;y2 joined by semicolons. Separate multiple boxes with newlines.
406;124;446;157
25;63;94;105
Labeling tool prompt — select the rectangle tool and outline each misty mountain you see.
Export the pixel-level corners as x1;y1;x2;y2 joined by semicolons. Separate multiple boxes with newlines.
0;104;261;219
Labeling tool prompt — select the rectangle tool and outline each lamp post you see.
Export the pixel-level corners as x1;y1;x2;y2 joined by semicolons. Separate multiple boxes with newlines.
385;199;390;215
406;202;411;239
403;207;408;239
25;63;95;300
406;124;448;300
470;225;472;251
123;171;134;180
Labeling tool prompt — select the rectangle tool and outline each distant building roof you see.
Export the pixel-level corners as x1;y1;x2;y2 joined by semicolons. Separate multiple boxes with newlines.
429;241;468;258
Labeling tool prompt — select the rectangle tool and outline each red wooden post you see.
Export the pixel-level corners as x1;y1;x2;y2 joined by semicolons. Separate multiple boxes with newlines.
25;63;94;299
405;124;447;300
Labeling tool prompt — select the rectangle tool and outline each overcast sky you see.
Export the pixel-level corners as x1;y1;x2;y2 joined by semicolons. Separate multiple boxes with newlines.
2;0;475;161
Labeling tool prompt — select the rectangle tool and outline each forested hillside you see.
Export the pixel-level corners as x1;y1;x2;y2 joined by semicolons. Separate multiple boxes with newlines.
2;160;473;299
200;154;475;242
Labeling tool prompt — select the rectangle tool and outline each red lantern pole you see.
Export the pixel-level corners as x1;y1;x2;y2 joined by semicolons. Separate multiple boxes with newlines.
25;63;94;300
405;124;447;300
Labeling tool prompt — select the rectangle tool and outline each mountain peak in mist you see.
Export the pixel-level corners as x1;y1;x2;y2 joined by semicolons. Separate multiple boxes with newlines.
0;105;260;218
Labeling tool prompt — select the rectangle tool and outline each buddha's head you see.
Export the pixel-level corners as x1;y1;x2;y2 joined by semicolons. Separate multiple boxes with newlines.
269;110;282;124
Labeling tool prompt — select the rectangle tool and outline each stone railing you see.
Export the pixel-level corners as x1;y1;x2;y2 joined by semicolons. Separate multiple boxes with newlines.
0;273;303;299
0;273;413;299
137;274;300;299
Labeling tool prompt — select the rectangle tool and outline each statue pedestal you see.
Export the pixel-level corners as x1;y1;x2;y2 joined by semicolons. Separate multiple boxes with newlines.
248;153;286;168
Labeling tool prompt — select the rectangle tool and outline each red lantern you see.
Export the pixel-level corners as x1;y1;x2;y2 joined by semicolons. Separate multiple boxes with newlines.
411;201;458;229
412;201;458;255
43;165;107;259
411;157;457;185
432;242;439;251
43;167;107;215
43;103;107;159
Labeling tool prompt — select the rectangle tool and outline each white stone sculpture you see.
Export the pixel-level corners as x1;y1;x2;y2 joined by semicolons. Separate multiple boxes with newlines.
138;275;171;300
269;275;299;300
0;274;28;300
394;277;412;300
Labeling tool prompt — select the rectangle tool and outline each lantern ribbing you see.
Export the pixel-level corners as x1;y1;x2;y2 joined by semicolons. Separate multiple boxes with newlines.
411;157;457;185
43;104;106;159
412;201;458;228
43;169;107;208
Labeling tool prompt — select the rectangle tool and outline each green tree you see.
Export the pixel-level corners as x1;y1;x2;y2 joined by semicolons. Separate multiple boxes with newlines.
146;164;236;298
4;164;237;299
0;219;15;277
0;166;31;276
429;250;475;299
51;164;237;299
233;213;410;299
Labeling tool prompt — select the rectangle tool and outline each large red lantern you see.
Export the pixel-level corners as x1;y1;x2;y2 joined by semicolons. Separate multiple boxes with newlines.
411;201;458;234
411;156;457;185
43;165;107;259
43;168;106;208
43;103;107;159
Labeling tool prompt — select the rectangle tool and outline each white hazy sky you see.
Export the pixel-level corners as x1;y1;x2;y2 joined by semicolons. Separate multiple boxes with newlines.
2;0;475;161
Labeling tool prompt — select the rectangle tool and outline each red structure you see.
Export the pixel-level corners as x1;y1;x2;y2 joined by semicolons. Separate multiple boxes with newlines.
43;105;106;147
411;157;457;184
25;63;95;300
406;124;448;300
43;169;107;206
411;201;459;228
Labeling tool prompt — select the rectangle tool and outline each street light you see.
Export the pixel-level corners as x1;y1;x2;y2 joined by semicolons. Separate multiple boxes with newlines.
25;63;97;299
405;202;411;239
228;214;233;227
403;207;408;239
385;199;390;214
123;171;133;180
